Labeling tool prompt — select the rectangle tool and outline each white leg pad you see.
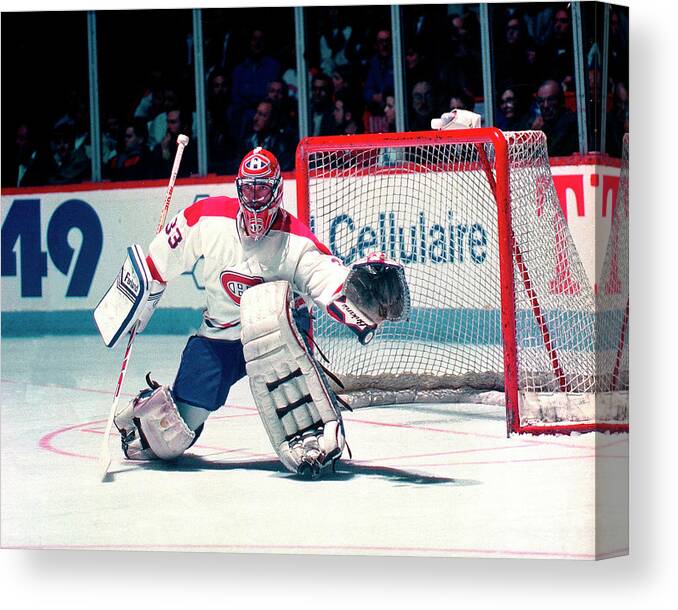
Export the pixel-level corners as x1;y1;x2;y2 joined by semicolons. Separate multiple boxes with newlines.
241;281;345;477
115;386;195;460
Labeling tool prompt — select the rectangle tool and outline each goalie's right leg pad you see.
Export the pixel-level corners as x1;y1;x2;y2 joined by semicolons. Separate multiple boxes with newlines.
241;281;346;478
114;383;197;461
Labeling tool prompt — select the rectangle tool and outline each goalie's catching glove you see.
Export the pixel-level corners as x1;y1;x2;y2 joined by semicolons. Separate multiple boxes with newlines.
328;252;411;345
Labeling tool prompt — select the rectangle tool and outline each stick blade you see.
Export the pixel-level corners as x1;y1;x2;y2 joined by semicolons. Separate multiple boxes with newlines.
98;443;111;481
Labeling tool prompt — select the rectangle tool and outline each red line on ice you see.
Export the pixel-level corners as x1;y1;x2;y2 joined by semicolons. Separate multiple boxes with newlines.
350;443;535;463
38;420;102;461
346;416;601;451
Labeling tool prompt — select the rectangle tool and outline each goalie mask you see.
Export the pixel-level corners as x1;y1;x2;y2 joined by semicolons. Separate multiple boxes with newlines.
236;147;283;240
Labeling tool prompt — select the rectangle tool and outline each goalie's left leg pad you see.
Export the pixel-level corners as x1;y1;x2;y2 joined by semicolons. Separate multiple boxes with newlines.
240;281;346;477
114;385;196;461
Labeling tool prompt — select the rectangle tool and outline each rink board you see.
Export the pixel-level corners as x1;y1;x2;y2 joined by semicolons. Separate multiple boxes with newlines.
2;159;620;337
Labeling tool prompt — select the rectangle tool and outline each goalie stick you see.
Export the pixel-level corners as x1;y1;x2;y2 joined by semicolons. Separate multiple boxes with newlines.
97;134;190;481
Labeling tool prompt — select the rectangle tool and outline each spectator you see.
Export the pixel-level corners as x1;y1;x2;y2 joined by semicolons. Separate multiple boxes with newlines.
531;79;579;157
331;65;357;100
207;69;231;171
438;12;482;99
265;79;285;106
48;124;90;185
207;69;230;137
229;28;281;142
53;93;91;165
266;79;297;141
332;92;361;135
318;8;359;75
240;100;293;171
363;28;394;107
102;115;122;165
448;90;475;111
147;84;180;149
521;3;556;47
605;82;629;158
541;7;575;92
133;68;164;120
495;86;531;131
495;14;542;91
152;108;198;178
279;44;300;101
310;73;335;136
4;123;55;187
410;80;435;131
107;119;152;182
404;5;446;63
384;91;396;132
378;89;399;163
404;45;433;90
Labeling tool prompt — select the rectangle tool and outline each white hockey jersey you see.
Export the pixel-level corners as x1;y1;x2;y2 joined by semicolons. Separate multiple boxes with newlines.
147;196;349;341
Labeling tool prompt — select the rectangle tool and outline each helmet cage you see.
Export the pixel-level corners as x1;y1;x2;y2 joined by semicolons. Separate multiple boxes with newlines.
236;176;281;213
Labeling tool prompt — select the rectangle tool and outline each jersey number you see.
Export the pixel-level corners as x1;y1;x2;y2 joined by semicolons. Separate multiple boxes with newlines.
165;218;183;249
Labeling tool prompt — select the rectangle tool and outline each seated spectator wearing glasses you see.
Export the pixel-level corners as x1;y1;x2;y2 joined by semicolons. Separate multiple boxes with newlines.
495;86;531;131
107;119;153;182
409;80;435;131
531;79;578;157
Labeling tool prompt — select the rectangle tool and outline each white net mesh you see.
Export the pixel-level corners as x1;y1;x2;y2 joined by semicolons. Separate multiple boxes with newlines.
298;130;628;431
595;134;629;415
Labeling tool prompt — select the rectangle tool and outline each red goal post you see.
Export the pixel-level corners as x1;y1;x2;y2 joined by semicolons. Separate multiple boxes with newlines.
295;128;628;435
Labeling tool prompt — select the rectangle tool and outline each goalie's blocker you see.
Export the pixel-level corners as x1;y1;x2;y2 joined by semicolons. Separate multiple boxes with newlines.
93;245;165;348
328;252;411;345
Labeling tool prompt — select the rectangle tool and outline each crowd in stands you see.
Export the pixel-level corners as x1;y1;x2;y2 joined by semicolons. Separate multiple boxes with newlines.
3;3;629;189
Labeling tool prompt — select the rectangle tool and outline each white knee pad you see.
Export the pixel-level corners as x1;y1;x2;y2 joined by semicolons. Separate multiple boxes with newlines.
115;385;196;461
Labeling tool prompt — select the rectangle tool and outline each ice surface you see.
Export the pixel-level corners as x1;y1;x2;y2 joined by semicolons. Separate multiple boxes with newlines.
0;335;628;558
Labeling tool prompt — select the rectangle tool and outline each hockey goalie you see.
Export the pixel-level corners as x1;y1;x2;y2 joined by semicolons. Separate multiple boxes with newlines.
94;147;410;478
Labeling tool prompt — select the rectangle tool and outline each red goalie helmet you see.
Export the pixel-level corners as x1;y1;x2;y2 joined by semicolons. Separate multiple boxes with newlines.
236;147;283;240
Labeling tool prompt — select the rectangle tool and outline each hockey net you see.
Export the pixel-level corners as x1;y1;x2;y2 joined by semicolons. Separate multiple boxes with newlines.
295;128;628;434
595;134;629;418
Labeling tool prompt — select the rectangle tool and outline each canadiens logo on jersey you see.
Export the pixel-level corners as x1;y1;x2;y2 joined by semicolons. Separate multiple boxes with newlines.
220;271;264;305
248;217;264;234
241;153;270;177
